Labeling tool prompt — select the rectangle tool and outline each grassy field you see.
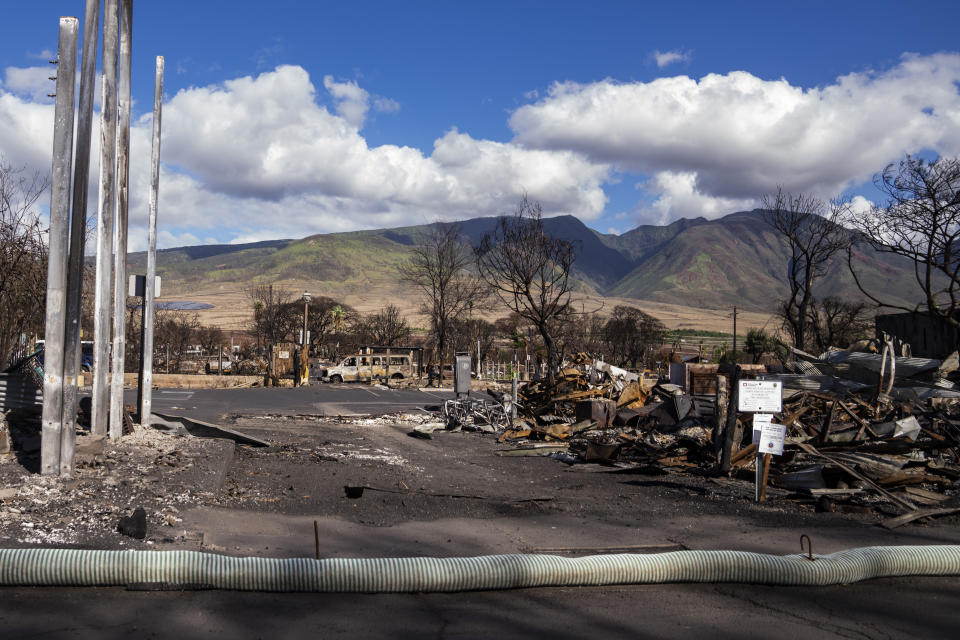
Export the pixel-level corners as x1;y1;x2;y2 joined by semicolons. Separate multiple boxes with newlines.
162;277;778;336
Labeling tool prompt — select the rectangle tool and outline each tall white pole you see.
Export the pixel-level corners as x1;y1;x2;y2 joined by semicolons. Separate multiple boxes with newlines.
40;17;78;476
109;0;132;439
140;56;164;427
91;0;119;437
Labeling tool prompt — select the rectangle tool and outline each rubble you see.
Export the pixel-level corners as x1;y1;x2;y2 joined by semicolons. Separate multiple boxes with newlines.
0;412;231;548
430;349;960;526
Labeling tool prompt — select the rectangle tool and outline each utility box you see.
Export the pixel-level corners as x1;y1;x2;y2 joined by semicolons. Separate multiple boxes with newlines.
454;353;472;395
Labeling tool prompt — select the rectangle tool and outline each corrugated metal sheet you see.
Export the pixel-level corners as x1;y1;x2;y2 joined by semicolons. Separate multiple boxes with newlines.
758;374;869;393
819;349;940;378
0;373;42;412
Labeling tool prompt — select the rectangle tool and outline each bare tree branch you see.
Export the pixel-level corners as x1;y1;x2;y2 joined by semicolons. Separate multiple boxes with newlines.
474;196;576;378
762;187;850;349
0;156;49;367
399;223;488;365
846;155;960;328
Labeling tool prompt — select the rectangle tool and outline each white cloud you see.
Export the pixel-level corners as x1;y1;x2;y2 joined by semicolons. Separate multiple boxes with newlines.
849;194;874;215
155;229;202;249
323;74;370;128
322;74;401;128
7;53;960;249
373;96;400;113
0;90;54;170
153;66;608;237
640;171;755;224
652;49;690;68
26;49;55;61
4;66;56;103
510;53;960;222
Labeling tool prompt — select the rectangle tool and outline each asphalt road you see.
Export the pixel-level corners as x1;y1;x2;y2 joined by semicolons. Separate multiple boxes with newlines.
8;383;953;639
125;382;457;424
0;578;956;639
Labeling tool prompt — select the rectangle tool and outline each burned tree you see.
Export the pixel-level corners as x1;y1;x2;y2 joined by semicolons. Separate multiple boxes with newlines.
247;285;298;348
399;223;488;368
601;305;666;369
196;325;226;356
763;188;850;350
304;296;350;355
154;309;200;373
361;304;411;345
806;296;871;352
0;158;48;367
847;155;960;328
475;197;575;378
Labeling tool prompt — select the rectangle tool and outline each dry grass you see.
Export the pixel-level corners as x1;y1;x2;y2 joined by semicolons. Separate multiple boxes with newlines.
163;278;778;336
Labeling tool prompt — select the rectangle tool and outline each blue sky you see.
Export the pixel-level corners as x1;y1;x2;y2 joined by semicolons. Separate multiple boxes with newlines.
3;1;960;249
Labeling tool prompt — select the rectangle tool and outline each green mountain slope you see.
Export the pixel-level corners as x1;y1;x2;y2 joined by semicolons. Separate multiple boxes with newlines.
607;211;924;310
124;210;929;314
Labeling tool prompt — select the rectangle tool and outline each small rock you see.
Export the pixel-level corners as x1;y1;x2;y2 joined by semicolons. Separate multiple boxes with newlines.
117;508;147;539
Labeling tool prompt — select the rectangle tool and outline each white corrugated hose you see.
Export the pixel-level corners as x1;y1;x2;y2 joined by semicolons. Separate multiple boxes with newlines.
0;545;958;592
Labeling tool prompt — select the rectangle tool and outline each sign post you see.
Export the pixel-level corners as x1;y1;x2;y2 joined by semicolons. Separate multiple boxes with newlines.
738;380;783;502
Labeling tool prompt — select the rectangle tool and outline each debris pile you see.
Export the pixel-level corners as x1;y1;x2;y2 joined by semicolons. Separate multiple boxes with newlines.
0;414;229;547
437;349;960;525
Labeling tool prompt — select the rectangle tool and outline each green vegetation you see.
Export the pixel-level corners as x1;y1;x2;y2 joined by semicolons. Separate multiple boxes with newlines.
122;210;931;317
666;328;733;339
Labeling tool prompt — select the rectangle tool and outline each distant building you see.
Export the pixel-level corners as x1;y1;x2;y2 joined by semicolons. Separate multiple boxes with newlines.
875;312;960;358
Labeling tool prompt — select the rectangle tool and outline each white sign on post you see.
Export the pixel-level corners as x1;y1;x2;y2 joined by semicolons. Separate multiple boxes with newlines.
752;413;773;444
758;423;787;456
738;380;782;413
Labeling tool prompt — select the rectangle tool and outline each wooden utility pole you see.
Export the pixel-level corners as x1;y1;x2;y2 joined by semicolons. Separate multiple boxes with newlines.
91;0;120;436
40;17;78;476
719;365;741;473
731;305;737;363
109;0;132;439
62;0;101;477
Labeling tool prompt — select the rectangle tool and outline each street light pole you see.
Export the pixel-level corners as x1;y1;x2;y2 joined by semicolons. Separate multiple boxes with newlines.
301;291;310;386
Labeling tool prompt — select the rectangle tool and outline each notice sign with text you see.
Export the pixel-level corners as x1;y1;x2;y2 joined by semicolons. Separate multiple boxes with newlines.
738;380;782;413
758;423;787;456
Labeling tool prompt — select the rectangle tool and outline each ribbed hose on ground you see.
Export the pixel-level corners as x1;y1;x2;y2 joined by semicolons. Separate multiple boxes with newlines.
0;545;958;592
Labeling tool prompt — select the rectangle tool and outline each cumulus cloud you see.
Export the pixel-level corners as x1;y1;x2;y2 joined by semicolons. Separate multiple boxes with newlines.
640;171;755;224
511;53;960;222
322;74;370;128
322;74;401;129
157;66;608;231
4;66;56;103
652;49;690;68
0;64;611;249
7;53;960;248
849;194;874;216
0;89;55;170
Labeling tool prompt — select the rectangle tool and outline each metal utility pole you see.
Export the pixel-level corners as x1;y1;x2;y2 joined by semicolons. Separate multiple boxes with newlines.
40;17;78;476
61;0;100;477
300;291;310;386
91;0;120;437
109;0;132;439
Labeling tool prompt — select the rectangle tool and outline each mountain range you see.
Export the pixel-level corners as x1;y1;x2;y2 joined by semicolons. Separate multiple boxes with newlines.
125;210;922;314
